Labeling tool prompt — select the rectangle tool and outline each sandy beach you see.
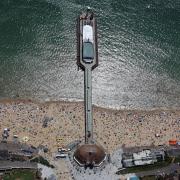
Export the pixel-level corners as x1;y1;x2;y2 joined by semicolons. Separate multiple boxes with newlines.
0;99;179;154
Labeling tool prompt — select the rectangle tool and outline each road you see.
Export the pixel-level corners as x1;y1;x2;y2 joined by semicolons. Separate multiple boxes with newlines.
0;160;37;170
136;163;180;177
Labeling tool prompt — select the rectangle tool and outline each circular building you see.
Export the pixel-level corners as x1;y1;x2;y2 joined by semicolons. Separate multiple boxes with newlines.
74;144;106;168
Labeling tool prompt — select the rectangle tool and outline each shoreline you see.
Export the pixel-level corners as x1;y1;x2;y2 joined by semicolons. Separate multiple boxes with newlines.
0;98;180;112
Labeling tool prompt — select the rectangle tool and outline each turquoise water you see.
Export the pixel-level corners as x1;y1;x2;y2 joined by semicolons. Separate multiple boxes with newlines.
0;0;180;109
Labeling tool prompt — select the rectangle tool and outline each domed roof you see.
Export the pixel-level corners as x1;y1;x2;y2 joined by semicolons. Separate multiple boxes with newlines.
74;144;106;167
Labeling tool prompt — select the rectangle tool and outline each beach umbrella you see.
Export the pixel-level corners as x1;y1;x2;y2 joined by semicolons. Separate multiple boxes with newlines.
22;136;29;142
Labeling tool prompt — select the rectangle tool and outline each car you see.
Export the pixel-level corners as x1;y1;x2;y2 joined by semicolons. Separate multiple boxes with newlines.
55;153;68;158
58;148;70;153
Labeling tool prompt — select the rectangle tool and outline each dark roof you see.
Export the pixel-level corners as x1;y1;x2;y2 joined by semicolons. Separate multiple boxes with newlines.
74;144;106;167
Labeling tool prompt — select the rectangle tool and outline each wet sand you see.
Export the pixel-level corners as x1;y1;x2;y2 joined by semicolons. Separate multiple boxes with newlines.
0;99;179;154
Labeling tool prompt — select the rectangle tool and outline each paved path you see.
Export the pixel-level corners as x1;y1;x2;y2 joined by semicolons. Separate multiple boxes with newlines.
136;163;180;177
0;160;37;170
53;159;72;180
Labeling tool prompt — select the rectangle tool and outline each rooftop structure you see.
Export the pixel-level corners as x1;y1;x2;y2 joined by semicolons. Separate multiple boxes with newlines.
121;148;165;168
133;150;156;166
74;144;106;168
76;8;98;71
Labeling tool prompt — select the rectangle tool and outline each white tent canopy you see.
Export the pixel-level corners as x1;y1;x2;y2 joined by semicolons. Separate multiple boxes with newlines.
83;25;93;43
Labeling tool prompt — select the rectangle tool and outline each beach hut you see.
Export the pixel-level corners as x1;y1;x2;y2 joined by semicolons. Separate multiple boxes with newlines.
169;140;177;146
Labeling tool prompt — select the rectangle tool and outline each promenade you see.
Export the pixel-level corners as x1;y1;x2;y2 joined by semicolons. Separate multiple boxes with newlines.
0;161;37;171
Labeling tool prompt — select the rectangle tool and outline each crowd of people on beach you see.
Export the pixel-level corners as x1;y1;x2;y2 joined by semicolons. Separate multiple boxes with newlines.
0;100;180;153
0;100;180;179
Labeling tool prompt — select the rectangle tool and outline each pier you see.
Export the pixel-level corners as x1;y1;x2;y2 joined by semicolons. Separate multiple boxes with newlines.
74;8;106;168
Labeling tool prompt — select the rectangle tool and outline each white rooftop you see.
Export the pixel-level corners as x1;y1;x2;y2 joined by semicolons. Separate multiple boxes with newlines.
83;25;93;43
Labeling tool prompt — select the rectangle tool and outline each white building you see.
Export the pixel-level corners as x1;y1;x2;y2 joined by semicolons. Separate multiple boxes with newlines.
133;150;157;166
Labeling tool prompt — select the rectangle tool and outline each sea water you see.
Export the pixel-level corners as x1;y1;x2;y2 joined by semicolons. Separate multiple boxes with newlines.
0;0;180;109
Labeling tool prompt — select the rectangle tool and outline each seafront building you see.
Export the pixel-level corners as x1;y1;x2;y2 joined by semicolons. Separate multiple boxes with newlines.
122;147;165;168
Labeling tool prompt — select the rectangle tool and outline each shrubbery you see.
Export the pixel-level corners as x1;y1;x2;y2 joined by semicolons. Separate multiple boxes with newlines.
30;156;54;168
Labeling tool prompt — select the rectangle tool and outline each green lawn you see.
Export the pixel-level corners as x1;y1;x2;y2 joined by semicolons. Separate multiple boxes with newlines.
3;169;37;180
30;156;54;168
174;156;180;163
